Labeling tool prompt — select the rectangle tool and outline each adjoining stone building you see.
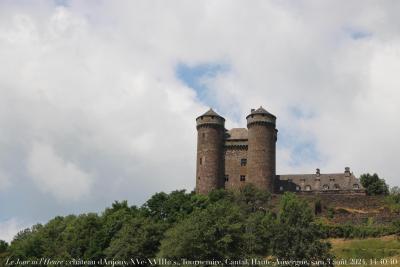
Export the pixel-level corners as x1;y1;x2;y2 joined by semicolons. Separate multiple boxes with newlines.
195;107;365;195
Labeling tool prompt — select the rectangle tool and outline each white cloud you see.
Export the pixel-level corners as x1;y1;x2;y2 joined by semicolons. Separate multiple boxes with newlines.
28;142;93;202
0;1;399;229
0;218;28;243
0;170;11;191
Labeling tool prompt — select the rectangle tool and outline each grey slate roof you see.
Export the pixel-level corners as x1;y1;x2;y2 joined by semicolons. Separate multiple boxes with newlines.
276;172;364;192
201;108;223;118
226;128;248;140
249;106;275;117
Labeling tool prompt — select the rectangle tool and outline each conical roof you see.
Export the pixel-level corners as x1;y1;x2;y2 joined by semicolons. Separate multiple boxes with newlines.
247;106;276;119
253;106;274;115
201;108;223;117
253;106;269;114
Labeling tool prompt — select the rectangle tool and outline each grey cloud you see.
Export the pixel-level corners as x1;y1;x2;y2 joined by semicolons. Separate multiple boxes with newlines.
1;1;400;241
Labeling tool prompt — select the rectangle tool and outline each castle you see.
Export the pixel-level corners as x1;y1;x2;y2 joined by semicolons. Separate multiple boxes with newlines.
195;107;365;195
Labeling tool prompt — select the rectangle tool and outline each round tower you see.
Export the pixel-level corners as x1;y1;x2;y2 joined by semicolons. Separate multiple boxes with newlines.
246;107;278;192
196;108;225;194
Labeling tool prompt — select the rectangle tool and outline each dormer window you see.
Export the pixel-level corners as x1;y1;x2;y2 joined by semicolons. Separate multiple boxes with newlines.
323;184;329;190
353;184;360;189
305;185;312;191
330;178;335;182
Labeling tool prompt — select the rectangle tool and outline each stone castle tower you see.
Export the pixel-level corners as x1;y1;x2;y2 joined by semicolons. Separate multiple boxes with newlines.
195;106;365;195
196;107;277;194
195;109;226;194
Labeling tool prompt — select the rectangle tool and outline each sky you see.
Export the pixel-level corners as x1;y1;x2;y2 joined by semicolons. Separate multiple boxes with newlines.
1;0;400;242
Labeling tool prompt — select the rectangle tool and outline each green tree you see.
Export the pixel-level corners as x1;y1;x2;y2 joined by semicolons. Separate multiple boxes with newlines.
158;200;247;260
105;216;165;261
242;211;275;257
360;173;389;195
0;240;8;254
235;184;270;213
272;193;333;266
386;186;400;212
142;190;198;224
0;239;9;263
9;224;45;259
392;220;400;236
102;201;138;248
61;213;105;260
37;216;74;258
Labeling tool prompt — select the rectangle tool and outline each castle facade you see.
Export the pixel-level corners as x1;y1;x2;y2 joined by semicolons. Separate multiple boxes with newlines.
195;107;365;195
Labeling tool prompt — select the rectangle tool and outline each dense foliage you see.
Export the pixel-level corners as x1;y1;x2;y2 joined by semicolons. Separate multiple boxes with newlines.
360;173;389;196
386;186;400;213
2;187;334;266
318;223;398;239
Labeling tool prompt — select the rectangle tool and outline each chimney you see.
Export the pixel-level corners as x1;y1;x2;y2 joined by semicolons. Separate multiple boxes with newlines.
316;168;320;176
345;167;350;177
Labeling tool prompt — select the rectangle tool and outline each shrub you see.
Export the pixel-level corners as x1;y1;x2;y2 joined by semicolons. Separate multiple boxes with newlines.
360;173;389;196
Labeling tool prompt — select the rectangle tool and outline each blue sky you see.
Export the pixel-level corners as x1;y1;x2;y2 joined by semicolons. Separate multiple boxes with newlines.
176;62;229;108
176;63;322;169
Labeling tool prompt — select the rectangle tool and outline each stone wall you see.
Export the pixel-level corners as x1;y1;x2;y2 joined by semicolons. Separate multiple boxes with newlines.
224;147;248;190
247;121;277;192
196;124;225;194
270;194;400;225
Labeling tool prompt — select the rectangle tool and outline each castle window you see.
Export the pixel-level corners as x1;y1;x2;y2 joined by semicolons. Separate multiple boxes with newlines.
199;157;202;165
330;178;335;182
202;133;206;138
240;158;247;166
305;185;312;191
224;175;229;182
198;177;200;180
334;184;340;190
240;175;246;182
353;184;360;189
323;184;329;190
296;186;300;191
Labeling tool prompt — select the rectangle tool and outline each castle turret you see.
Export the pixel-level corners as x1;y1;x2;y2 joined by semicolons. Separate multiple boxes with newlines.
246;107;277;192
196;108;225;194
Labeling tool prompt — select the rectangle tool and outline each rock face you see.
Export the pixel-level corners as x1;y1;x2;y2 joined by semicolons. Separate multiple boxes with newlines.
195;107;365;196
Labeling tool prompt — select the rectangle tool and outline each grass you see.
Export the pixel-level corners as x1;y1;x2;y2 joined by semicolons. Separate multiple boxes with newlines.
330;235;400;266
